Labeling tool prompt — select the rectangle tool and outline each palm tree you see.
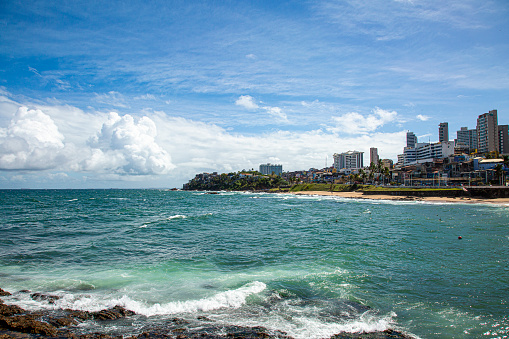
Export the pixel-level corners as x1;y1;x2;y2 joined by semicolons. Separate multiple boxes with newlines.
383;167;391;186
494;164;504;186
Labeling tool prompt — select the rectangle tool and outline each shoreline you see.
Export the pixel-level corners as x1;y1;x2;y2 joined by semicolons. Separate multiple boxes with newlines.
0;288;412;339
285;190;509;205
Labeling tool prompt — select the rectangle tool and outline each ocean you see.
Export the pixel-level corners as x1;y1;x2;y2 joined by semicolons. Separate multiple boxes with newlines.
0;189;508;338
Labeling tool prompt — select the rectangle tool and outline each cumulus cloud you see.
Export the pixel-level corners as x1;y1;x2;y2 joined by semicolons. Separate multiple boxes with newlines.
83;112;175;175
235;95;259;109
416;114;430;121
0;107;67;170
329;107;398;134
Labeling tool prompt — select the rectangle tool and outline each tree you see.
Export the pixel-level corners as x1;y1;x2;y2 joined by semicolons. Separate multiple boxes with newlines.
494;164;504;186
359;169;366;184
383;167;390;186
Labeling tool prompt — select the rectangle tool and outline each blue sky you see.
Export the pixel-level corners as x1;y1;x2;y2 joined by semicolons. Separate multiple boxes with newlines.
0;0;508;188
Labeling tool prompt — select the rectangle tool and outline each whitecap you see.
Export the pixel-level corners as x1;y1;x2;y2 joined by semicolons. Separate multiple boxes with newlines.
48;281;266;317
167;215;187;220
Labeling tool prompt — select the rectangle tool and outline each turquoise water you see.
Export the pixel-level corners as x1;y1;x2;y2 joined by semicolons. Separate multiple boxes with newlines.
0;189;508;338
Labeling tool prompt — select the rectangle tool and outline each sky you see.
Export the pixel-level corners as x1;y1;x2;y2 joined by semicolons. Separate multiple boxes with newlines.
0;0;508;188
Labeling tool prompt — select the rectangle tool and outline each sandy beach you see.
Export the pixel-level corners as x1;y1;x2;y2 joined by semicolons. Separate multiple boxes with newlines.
289;190;509;205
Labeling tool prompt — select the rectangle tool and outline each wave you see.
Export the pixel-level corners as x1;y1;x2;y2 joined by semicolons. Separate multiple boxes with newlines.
43;281;267;317
167;215;187;220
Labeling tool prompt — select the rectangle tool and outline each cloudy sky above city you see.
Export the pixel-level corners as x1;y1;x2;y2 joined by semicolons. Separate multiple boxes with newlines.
1;0;508;188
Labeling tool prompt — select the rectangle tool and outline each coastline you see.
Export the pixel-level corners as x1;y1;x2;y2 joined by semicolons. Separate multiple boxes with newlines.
0;288;412;339
286;190;509;205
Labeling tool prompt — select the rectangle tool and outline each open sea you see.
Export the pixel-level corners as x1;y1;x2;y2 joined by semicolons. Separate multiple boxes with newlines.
0;189;508;338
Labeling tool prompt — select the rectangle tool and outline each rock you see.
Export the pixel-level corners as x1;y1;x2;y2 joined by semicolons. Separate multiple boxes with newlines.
0;289;11;297
48;315;78;327
0;304;24;317
0;314;57;337
171;317;189;325
30;292;60;304
91;306;136;321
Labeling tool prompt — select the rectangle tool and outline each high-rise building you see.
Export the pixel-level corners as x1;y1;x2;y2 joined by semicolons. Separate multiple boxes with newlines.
406;132;417;148
333;151;364;170
499;125;509;154
259;163;282;176
477;110;499;153
369;147;379;165
456;127;478;152
439;122;449;142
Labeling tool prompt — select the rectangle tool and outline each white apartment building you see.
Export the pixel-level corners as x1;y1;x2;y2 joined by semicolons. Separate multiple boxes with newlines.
259;163;283;176
333;151;364;171
398;141;454;166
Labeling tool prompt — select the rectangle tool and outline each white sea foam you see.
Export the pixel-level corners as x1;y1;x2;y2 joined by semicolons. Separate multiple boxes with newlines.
167;214;187;220
48;281;266;317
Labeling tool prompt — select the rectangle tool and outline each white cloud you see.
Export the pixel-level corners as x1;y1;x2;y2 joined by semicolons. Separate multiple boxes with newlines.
94;91;130;108
0;107;67;170
134;94;157;100
235;95;259;110
83;112;175;175
263;106;288;122
329;107;398;134
416;114;430;121
0;95;407;187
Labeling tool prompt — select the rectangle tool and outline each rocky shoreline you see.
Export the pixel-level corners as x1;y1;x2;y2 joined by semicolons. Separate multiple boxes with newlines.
0;288;413;339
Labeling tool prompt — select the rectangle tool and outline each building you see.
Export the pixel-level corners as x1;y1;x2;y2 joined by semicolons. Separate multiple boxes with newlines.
406;132;417;148
456;127;478;152
381;159;393;169
477;110;499;153
399;141;454;166
415;141;455;162
499;125;508;154
259;163;282;176
333;151;364;171
369;147;379;165
438;122;449;142
402;147;416;165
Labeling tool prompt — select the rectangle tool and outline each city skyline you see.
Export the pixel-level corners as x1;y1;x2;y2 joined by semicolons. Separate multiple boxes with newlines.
1;1;508;188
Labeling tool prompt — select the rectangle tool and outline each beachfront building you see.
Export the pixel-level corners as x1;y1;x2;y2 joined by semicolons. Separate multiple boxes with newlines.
333;151;364;171
477;110;499;153
415;141;454;162
259;163;283;176
499;125;508;154
439;122;449;142
369;147;379;165
398;141;454;167
406;131;417;148
456;127;478;153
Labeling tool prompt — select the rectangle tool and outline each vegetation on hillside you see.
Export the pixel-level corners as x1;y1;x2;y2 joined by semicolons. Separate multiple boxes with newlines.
184;172;289;191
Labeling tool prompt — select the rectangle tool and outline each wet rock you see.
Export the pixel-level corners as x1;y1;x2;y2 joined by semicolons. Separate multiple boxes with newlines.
171;318;189;325
30;292;60;304
91;306;135;321
0;289;11;297
0;314;57;337
0;304;24;317
48;315;78;327
196;315;213;321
